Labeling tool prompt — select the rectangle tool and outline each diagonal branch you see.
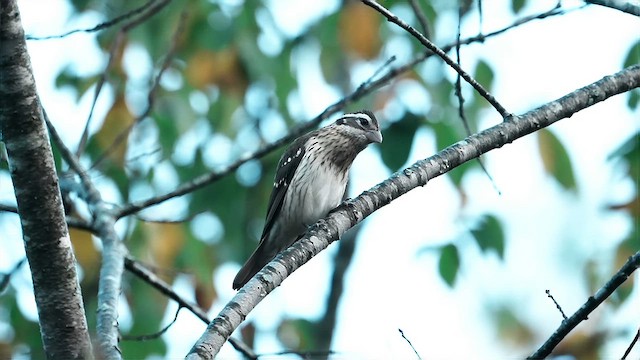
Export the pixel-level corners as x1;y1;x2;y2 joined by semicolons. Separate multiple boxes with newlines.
186;65;640;359
529;250;640;359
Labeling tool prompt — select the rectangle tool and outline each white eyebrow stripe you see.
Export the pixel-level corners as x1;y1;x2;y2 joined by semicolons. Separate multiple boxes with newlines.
342;113;373;124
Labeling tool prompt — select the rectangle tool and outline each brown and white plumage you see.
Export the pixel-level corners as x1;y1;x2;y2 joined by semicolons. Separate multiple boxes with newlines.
232;110;382;289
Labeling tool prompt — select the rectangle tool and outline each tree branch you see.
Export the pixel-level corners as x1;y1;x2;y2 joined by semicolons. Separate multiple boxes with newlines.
186;64;640;359
0;0;92;357
529;250;640;358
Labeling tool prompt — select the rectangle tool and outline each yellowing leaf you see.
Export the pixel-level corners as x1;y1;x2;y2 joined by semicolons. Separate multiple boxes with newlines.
194;278;216;312
339;3;381;59
95;96;134;166
538;129;576;190
144;222;186;269
69;228;100;280
186;49;248;94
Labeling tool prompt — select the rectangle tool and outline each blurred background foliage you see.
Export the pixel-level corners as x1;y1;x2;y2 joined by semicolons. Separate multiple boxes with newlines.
0;0;638;358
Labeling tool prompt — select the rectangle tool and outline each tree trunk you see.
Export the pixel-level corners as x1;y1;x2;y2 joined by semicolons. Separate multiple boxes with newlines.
0;0;92;358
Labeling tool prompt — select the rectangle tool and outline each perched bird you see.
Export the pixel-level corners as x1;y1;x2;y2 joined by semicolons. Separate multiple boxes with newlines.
233;110;383;289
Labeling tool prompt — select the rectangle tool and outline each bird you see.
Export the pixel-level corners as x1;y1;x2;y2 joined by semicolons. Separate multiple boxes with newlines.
232;110;383;289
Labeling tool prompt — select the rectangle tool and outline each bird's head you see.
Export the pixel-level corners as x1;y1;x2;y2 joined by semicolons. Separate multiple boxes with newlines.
334;110;383;145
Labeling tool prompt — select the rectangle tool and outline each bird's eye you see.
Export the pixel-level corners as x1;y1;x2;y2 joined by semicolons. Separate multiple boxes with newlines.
358;118;368;127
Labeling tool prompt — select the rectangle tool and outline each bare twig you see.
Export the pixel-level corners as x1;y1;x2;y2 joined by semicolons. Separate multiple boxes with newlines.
399;329;423;360
454;4;471;135
90;9;188;170
26;0;159;40
0;203;17;213
0;203;94;230
76;0;173;158
0;258;26;294
362;0;512;119
622;327;640;360
121;307;181;341
454;3;500;195
408;0;431;39
545;289;568;320
124;256;257;359
187;65;640;360
530;250;640;358
134;211;201;224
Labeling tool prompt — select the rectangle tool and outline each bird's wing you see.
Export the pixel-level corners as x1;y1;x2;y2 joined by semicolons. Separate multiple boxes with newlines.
261;134;310;239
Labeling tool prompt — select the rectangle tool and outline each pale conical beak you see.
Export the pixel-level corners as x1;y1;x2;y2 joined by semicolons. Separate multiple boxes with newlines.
367;130;383;144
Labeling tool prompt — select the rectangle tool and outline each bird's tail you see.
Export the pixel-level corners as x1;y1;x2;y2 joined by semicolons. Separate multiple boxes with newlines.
232;245;271;290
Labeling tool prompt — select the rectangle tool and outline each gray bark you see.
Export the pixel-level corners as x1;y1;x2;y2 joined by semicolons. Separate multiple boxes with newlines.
0;0;92;358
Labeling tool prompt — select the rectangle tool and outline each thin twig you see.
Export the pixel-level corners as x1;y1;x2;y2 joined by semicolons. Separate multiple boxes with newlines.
0;203;18;213
26;0;159;40
90;9;187;170
121;307;181;341
0;258;27;294
622;327;640;360
123;256;257;359
408;0;431;39
545;289;568;320
399;329;423;360
362;0;511;119
0;203;93;230
529;251;640;358
76;0;173;158
455;2;501;195
455;4;471;136
134;210;202;224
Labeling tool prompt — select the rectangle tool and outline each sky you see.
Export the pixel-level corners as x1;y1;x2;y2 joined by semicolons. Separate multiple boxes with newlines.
3;0;639;358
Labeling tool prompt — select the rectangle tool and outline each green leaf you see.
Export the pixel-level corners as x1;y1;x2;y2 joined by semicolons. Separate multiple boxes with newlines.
511;0;526;14
438;244;460;287
431;119;477;187
379;112;422;171
623;40;640;110
471;215;505;259
623;40;639;68
474;60;494;91
628;90;639;110
538;129;576;191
